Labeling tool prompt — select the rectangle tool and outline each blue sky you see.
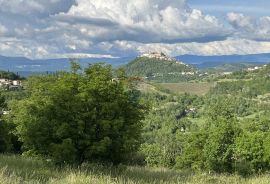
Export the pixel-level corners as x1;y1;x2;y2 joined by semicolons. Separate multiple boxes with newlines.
189;0;270;16
189;0;270;28
188;0;270;19
0;0;270;59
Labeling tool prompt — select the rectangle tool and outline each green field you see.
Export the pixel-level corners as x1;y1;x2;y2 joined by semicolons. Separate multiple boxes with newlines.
137;82;168;95
158;82;214;95
1;154;270;184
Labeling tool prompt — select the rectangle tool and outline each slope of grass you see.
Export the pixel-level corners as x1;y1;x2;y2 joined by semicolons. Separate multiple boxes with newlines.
137;82;169;96
1;154;270;184
158;82;214;96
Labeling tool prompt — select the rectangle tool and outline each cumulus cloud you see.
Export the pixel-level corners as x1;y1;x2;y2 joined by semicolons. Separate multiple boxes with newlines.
0;0;270;59
227;12;270;41
0;0;76;16
62;0;229;43
0;38;59;59
110;39;270;56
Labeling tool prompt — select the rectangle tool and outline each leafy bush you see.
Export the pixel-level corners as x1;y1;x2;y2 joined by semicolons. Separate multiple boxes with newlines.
175;132;207;170
203;117;238;173
10;63;146;165
234;132;266;174
0;93;12;153
0;121;11;153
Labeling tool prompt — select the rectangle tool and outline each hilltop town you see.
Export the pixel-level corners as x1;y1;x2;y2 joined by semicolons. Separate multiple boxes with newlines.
140;52;185;65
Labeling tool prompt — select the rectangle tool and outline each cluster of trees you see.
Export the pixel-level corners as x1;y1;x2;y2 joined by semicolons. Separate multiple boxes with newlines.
222;64;270;80
0;63;146;165
0;71;22;80
140;93;270;175
205;63;257;73
178;97;270;175
140;93;203;167
138;63;270;174
210;78;270;98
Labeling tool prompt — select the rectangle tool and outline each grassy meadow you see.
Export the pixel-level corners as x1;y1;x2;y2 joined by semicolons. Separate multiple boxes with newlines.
0;154;270;184
158;82;214;95
137;82;214;96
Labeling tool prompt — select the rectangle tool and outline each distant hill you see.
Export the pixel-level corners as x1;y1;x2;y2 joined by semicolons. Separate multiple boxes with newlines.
2;53;270;77
204;63;260;73
0;55;134;76
125;53;196;82
176;53;270;69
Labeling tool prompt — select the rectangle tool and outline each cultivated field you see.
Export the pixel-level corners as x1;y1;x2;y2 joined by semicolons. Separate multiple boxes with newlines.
1;154;270;184
158;82;214;95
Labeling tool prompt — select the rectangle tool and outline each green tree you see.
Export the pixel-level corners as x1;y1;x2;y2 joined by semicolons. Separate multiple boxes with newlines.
203;117;238;173
234;132;266;174
11;63;146;164
203;96;240;173
0;92;12;153
175;132;207;170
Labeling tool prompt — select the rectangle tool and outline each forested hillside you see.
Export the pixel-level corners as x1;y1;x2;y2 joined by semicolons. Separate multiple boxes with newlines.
125;56;196;82
138;64;270;175
204;63;258;73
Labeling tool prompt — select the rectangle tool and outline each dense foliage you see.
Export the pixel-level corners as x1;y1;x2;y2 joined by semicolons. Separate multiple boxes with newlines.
205;63;257;73
137;64;270;175
140;93;203;167
0;71;22;80
0;93;11;153
9;63;146;164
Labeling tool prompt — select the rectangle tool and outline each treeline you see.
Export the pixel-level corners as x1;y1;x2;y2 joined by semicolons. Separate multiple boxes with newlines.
211;78;270;98
0;71;22;80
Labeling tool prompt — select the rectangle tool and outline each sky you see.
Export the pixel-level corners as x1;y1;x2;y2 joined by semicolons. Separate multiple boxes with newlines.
0;0;270;59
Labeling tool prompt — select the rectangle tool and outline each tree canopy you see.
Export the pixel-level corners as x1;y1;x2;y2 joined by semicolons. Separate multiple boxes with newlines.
10;63;146;164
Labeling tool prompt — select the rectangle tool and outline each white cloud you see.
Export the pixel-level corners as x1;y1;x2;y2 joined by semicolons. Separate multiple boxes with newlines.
61;0;229;43
227;12;270;41
50;53;119;59
0;0;75;16
112;39;270;56
0;37;60;59
0;38;116;59
0;1;270;59
0;24;7;35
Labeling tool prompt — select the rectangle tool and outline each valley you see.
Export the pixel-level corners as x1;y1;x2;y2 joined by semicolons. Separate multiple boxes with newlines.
1;1;270;183
1;53;270;183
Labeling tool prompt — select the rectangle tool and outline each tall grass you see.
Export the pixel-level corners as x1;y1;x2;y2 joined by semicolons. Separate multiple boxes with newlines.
0;154;270;184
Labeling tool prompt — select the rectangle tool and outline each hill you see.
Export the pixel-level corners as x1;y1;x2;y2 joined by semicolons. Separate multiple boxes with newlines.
125;53;196;82
204;63;260;73
176;53;270;69
0;55;134;75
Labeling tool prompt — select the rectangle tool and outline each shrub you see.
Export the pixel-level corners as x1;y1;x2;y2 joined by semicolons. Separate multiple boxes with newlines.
10;63;146;165
0;121;11;153
0;93;12;153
